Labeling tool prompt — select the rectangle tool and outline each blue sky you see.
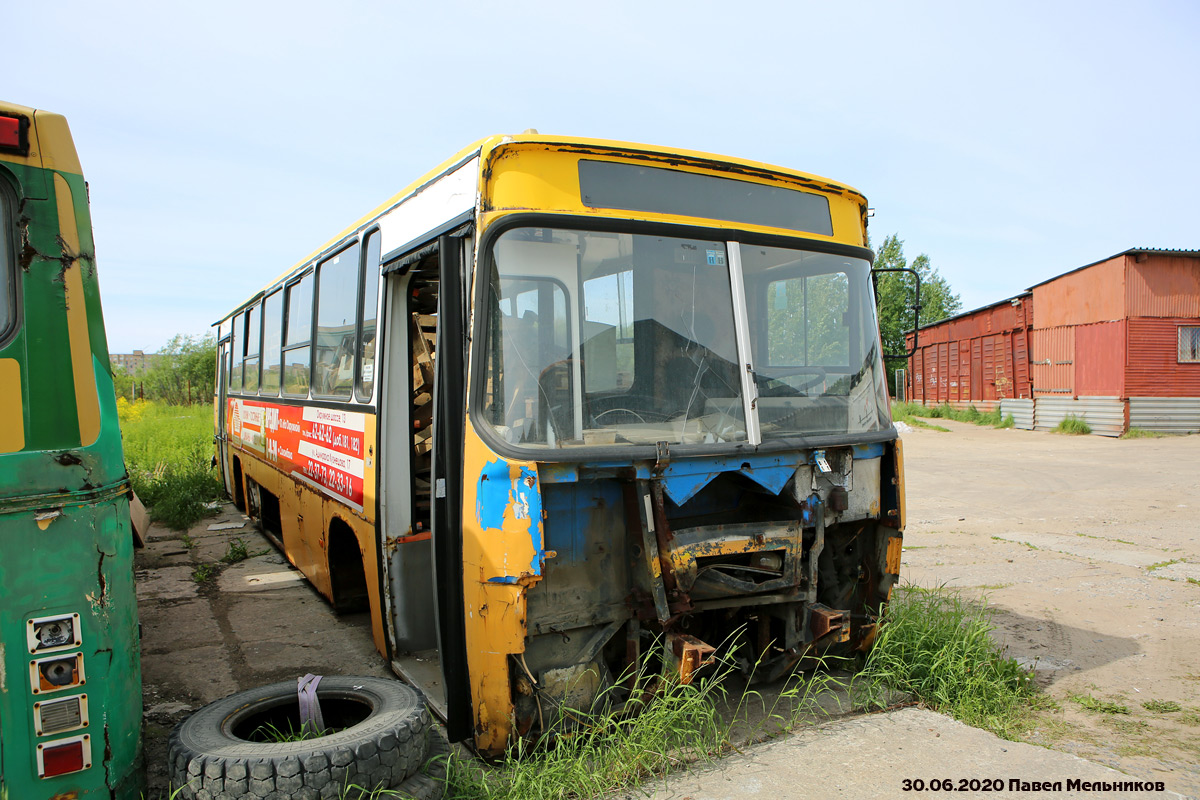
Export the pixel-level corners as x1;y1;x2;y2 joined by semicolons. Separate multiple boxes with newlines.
12;0;1199;353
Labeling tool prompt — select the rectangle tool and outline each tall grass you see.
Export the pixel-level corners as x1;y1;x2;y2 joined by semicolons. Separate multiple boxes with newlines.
119;399;222;530
856;586;1036;739
445;662;734;800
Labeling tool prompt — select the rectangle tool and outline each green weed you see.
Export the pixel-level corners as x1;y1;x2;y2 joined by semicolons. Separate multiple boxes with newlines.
180;533;196;550
1147;558;1183;572
1071;694;1130;714
1053;415;1092;435
192;563;216;583
220;537;266;564
249;719;329;742
1143;699;1182;713
1120;427;1167;439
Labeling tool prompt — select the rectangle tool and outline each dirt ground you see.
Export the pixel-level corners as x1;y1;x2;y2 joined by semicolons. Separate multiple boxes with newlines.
898;420;1200;797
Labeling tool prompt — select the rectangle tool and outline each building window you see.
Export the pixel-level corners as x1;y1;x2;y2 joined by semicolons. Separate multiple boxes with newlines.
1180;326;1200;363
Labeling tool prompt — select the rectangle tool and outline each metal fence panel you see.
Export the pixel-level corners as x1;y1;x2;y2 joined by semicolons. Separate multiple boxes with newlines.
1034;397;1125;437
1000;398;1035;430
1129;397;1200;434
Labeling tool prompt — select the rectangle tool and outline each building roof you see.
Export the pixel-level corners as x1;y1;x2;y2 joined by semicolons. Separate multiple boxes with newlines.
1025;248;1200;291
907;247;1199;334
907;292;1031;333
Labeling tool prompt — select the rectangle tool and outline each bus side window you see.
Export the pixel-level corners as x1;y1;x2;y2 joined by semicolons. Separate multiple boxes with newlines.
282;274;313;397
357;230;381;402
315;243;360;398
230;311;243;392
260;289;283;396
243;302;261;393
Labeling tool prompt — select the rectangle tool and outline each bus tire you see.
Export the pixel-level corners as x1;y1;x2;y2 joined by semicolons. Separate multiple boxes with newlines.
167;676;430;800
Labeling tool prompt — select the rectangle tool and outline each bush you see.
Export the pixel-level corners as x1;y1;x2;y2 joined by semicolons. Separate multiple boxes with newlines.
1053;415;1092;436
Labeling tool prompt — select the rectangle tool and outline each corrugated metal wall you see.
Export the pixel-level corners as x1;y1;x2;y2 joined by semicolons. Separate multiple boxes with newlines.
1129;398;1200;433
1126;257;1200;318
1031;326;1075;395
1031;256;1126;328
1126;317;1200;397
1075;320;1126;396
907;297;1033;404
1033;396;1125;437
999;398;1035;429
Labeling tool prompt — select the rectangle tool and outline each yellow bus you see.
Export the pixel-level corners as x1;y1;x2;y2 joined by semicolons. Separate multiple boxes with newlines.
214;135;905;754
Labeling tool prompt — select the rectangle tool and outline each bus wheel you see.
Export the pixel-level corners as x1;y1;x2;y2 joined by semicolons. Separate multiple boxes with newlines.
167;676;433;799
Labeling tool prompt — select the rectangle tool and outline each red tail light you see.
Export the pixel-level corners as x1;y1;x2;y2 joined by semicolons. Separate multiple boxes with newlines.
0;114;28;154
37;734;91;778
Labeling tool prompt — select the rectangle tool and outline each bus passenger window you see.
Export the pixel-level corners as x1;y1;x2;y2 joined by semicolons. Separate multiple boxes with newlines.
243;303;261;393
315;243;360;398
357;231;381;402
229;312;243;392
282;274;313;397
260;290;283;395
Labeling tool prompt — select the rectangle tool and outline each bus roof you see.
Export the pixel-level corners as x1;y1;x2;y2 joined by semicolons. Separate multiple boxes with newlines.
215;134;866;324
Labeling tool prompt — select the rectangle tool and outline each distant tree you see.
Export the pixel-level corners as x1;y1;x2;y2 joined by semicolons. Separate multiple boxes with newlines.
111;364;135;401
139;334;217;405
871;234;962;394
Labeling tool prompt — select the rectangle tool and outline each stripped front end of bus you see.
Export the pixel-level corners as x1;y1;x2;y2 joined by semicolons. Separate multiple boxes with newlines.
454;141;904;753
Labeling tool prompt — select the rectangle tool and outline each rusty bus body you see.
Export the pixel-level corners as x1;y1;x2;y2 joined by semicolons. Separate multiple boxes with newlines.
215;135;905;753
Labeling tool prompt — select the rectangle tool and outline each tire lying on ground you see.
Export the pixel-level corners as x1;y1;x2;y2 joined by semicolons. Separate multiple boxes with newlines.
388;728;452;800
167;675;430;800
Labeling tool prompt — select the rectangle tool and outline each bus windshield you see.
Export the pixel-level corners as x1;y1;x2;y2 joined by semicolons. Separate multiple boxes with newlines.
480;227;890;449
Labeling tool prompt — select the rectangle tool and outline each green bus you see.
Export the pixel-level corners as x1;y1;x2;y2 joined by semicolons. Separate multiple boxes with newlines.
0;101;142;798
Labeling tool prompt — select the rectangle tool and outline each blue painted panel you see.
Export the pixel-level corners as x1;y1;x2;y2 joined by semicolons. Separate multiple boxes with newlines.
517;466;544;575
475;458;511;532
659;470;722;506
853;442;887;459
